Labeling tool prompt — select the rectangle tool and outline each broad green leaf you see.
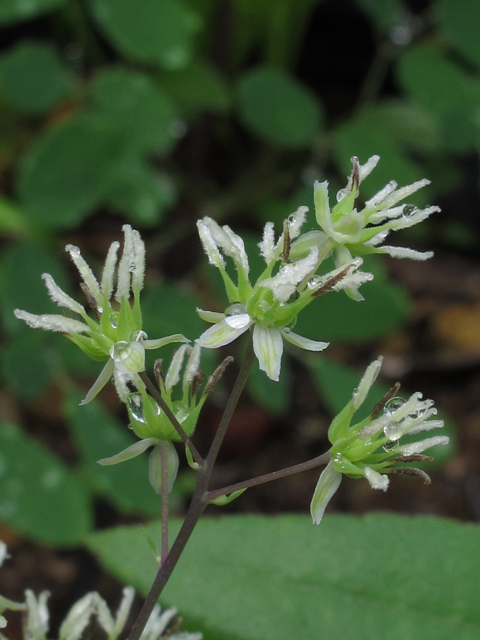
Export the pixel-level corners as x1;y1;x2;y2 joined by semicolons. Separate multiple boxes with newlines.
18;115;125;228
157;60;230;114
294;257;410;343
88;69;177;154
397;46;480;122
236;66;322;147
356;0;403;33
0;333;57;400
0;241;71;336
308;356;456;465
87;514;480;640
64;391;159;516
104;158;176;225
436;0;480;70
0;42;72;115
0;423;91;545
89;0;201;70
0;0;67;24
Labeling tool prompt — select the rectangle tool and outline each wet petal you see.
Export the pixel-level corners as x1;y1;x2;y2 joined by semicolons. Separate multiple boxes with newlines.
281;328;329;352
42;274;85;316
352;357;383;410
364;466;389;491
14;310;90;334
196;308;225;323
253;324;283;381
196;318;251;349
143;334;189;350
100;241;120;301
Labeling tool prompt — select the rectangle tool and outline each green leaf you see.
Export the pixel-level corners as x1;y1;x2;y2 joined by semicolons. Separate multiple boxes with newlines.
247;357;291;415
89;0;201;70
64;391;159;516
0;0;67;24
397;45;480;121
0;42;72;115
0;333;56;400
104;158;176;225
436;0;480;70
0;423;91;545
157;60;230;114
18;115;125;228
0;196;27;235
87;514;480;640
0;241;71;336
294;256;411;343
88;68;177;154
236;66;322;147
356;0;404;33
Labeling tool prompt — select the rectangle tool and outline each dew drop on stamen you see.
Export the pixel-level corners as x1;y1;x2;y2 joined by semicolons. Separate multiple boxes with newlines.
383;440;398;453
384;397;405;416
307;275;322;289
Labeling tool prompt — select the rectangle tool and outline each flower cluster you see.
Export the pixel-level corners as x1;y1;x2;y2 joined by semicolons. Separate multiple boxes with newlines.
291;155;439;300
14;226;187;404
310;357;449;524
0;544;201;640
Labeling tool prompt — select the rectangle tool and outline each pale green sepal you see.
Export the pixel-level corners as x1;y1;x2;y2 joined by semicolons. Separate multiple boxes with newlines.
25;590;50;640
97;438;159;466
59;593;96;640
196;308;224;323
327;399;355;444
148;442;179;494
110;341;145;374
80;358;115;405
314;180;331;230
143;334;190;350
252;324;283;381
197;318;251;349
185;444;200;471
352;356;383;409
210;488;246;506
281;328;329;352
310;460;342;525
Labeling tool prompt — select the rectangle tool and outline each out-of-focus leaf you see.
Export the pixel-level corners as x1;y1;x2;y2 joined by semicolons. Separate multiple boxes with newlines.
437;0;480;70
105;158;176;225
0;241;70;336
64;391;159;516
309;355;456;466
294;256;410;343
0;42;72;115
0;334;57;399
356;0;404;33
236;66;322;147
157;60;230;114
0;423;91;545
89;0;201;70
0;0;67;24
88;68;177;154
18;115;125;228
87;514;480;640
397;46;480;120
0;196;27;234
247;357;290;415
335;109;431;204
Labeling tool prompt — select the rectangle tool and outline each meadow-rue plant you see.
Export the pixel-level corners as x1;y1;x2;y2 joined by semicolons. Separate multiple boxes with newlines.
14;225;188;404
12;155;448;640
310;356;449;524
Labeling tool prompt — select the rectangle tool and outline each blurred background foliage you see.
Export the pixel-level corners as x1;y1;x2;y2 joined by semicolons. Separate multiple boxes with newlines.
0;1;479;634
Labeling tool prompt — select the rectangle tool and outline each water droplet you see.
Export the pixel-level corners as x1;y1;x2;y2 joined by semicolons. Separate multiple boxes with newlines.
255;300;270;313
402;204;417;218
110;311;119;329
127;393;145;423
225;303;247;316
384;397;405;417
288;213;297;226
333;452;346;471
132;330;148;342
336;188;347;203
174;401;190;424
383;440;399;453
384;421;403;441
127;424;133;430
307;275;322;289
